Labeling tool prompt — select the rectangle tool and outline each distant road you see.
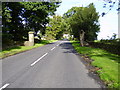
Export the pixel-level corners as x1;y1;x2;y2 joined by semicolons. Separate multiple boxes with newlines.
1;40;104;88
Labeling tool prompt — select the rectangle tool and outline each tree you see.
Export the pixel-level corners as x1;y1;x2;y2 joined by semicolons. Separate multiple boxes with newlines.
20;2;61;36
110;33;117;40
2;2;61;45
63;3;100;46
45;15;64;40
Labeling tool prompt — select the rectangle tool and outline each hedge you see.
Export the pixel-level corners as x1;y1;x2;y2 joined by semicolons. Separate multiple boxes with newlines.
88;42;120;55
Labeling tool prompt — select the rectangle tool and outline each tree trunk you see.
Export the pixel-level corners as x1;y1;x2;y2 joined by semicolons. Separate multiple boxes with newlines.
80;30;85;47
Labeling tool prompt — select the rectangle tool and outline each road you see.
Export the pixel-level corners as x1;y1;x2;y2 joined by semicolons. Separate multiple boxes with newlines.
1;40;105;88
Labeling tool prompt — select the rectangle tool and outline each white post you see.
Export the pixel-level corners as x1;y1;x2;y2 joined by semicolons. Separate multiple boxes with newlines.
28;31;34;46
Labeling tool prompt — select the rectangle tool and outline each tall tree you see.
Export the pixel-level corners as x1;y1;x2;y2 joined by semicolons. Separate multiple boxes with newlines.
2;2;61;43
45;15;63;40
63;3;100;46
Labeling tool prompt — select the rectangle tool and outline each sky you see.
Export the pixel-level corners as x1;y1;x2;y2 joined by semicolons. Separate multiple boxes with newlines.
55;0;118;40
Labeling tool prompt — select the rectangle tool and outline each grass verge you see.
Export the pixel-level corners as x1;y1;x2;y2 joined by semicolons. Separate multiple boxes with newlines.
1;40;57;59
71;41;119;88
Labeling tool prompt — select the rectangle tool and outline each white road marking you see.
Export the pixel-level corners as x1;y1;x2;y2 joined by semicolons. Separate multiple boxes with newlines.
60;42;63;44
51;47;56;50
57;42;63;46
0;83;10;90
31;53;48;66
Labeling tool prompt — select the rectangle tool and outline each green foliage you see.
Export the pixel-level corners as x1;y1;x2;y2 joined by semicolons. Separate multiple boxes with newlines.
0;2;1;16
63;3;100;41
71;41;119;88
20;2;60;34
100;38;120;45
2;2;61;44
1;40;57;58
2;33;13;46
2;2;24;41
45;15;64;40
89;39;120;55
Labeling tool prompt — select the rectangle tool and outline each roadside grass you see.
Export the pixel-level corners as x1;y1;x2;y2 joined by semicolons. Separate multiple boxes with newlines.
0;40;57;59
71;41;119;88
94;40;100;42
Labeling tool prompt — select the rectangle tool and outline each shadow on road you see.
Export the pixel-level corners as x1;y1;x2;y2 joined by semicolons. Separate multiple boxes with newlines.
59;42;79;55
59;41;106;88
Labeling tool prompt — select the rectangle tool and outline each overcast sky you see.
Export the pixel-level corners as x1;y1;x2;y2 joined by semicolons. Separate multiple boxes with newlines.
55;0;118;40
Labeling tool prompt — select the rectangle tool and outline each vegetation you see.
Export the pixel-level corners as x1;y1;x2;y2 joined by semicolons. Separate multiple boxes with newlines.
2;2;61;48
1;40;57;59
63;3;100;46
45;15;64;40
2;1;119;88
99;38;120;45
2;2;100;47
88;38;120;55
71;41;119;88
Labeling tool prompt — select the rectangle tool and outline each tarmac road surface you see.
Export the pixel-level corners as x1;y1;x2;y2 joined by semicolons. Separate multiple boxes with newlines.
1;40;105;88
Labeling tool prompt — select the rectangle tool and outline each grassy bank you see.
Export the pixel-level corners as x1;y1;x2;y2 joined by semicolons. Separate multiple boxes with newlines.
1;40;57;59
71;41;119;88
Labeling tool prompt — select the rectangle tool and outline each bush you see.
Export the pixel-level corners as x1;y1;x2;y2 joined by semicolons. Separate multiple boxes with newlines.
88;40;120;55
2;34;14;49
74;38;79;41
34;38;41;43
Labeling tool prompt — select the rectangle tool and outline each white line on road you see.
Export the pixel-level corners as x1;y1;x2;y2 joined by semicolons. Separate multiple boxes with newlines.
51;47;56;50
0;83;10;90
31;53;48;66
57;42;63;46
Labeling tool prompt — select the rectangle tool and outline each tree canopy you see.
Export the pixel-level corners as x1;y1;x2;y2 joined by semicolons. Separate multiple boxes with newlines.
63;3;100;45
45;15;64;40
2;2;101;47
2;2;61;45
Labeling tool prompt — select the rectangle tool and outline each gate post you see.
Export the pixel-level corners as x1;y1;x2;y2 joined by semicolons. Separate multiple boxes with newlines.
28;31;34;46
